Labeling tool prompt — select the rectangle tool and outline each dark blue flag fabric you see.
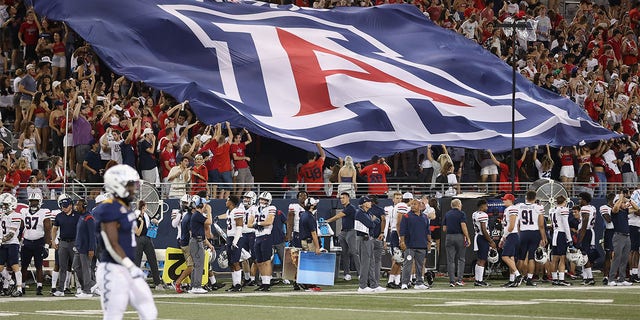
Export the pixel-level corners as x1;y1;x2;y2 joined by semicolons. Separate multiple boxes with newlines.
34;0;618;161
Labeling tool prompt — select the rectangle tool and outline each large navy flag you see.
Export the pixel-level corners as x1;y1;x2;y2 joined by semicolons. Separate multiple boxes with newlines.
35;0;617;161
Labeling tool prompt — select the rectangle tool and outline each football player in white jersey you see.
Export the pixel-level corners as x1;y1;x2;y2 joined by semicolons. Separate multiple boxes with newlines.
628;188;640;283
20;192;52;295
550;195;572;286
600;193;615;285
216;195;245;292
472;199;495;286
577;192;597;285
248;192;276;291
287;191;307;249
241;191;258;286
383;192;404;288
94;165;157;319
499;194;522;287
517;191;547;286
0;193;23;297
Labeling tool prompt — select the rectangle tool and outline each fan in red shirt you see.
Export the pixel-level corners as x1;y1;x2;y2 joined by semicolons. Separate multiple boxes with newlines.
358;155;391;196
297;143;326;197
212;122;234;199
488;149;524;194
230;128;254;197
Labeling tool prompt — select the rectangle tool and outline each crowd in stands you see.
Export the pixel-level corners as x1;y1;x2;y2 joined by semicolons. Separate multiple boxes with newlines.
0;0;638;201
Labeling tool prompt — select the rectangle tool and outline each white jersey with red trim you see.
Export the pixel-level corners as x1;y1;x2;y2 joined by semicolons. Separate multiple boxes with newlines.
254;205;276;237
288;203;304;233
502;204;520;236
1;211;22;244
20;207;51;240
226;207;245;238
519;202;544;231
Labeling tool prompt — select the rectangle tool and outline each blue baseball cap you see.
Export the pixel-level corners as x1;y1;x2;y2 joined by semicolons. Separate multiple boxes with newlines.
358;196;371;205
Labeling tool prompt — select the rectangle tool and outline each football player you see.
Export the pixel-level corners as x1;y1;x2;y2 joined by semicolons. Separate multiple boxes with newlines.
499;194;522;287
383;192;404;288
216;195;245;292
577;192;597;285
241;191;257;286
601;193;615;285
472;199;495;286
550;195;572;286
0;193;23;297
248;192;276;291
93;165;157;319
517;191;547;286
20;192;52;295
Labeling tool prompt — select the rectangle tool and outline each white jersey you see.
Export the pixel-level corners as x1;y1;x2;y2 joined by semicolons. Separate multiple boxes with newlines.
551;206;571;246
226;207;245;238
502;205;520;236
519;202;544;231
50;209;61;244
0;211;22;245
472;210;489;252
384;205;395;233
629;210;640;227
600;205;614;230
242;204;258;234
578;205;597;230
20;207;52;240
288;203;304;233
393;202;410;231
254;205;276;237
472;210;489;234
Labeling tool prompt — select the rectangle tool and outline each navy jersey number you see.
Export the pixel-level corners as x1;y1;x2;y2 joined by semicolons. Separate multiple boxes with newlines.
521;210;533;225
24;216;39;230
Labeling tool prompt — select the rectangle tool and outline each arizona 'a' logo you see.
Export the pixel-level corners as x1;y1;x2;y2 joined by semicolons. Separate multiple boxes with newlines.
160;4;583;148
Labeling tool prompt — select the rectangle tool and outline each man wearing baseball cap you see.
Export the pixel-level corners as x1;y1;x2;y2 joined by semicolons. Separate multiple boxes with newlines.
500;193;522;287
354;196;380;293
399;197;431;290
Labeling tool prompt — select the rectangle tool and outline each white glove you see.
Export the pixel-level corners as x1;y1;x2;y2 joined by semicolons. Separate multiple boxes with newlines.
129;266;145;279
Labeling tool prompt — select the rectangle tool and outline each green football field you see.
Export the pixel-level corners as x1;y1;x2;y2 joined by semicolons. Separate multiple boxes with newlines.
0;279;638;320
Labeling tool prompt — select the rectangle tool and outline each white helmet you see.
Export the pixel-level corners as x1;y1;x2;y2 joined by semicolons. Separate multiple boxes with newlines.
57;193;73;209
487;248;500;264
534;247;548;264
566;247;582;263
217;250;229;269
303;197;319;211
243;191;257;206
576;254;588;267
28;192;43;212
392;247;404;263
180;194;192;208
191;195;209;208
0;193;16;214
103;165;140;201
258;191;272;207
207;248;217;268
94;193;110;204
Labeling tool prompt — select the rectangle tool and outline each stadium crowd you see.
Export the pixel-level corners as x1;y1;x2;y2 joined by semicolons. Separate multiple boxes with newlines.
0;1;636;201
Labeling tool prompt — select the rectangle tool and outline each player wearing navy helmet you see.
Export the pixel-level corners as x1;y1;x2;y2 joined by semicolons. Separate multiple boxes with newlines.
93;165;157;319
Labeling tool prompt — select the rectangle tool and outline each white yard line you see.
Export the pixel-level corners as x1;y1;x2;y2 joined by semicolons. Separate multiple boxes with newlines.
154;300;622;320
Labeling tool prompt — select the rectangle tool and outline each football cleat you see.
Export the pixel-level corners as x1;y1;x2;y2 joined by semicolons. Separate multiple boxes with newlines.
558;280;571;286
514;275;523;286
226;284;243;292
210;282;226;290
525;279;537;286
425;271;435;286
602;277;608;285
36;286;43;296
386;282;400;289
474;281;490;287
255;285;271;292
503;281;514;287
175;283;183;293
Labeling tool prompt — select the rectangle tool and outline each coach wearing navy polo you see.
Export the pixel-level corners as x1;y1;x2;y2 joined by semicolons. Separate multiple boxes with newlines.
609;192;637;286
51;194;80;296
354;196;380;293
443;198;470;287
399;198;431;290
326;192;359;280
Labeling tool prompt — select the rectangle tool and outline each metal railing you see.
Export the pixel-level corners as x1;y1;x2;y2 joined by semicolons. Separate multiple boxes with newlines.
13;181;630;201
